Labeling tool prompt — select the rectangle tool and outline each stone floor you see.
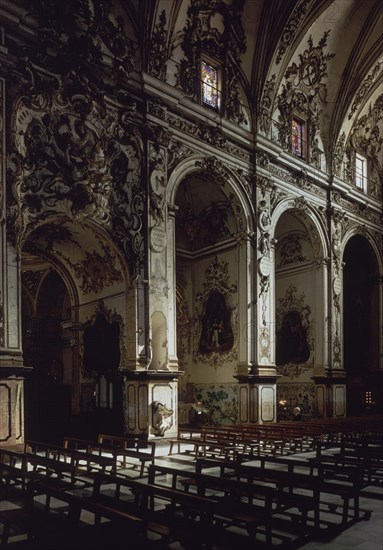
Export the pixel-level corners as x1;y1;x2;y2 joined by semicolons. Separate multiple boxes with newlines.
0;441;382;549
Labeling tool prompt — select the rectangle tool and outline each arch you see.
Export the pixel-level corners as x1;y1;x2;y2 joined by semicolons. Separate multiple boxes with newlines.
271;197;329;259
342;232;382;414
342;226;383;276
167;155;255;235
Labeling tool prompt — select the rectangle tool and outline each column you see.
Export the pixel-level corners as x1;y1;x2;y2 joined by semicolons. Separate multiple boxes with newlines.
0;77;29;446
236;177;279;424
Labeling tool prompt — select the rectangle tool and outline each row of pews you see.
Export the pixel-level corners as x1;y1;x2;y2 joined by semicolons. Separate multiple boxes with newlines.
169;415;383;460
0;417;381;548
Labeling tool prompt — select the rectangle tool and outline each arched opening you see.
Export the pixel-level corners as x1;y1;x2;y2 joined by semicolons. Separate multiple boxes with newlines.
23;268;73;441
274;209;322;420
174;172;240;425
343;235;381;415
21;219;129;441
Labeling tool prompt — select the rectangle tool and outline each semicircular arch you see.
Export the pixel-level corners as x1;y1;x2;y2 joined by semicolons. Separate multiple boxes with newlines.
167;155;255;235
271;197;329;261
342;226;383;275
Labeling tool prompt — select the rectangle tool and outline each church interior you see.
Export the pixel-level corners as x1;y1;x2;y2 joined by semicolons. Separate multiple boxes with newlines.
0;0;382;548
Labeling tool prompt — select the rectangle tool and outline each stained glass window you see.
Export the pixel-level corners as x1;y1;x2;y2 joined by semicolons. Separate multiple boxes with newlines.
292;118;305;158
201;60;219;109
355;154;366;191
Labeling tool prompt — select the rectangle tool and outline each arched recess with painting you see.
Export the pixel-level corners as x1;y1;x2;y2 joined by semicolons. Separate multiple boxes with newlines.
342;232;382;416
272;200;329;420
168;157;255;425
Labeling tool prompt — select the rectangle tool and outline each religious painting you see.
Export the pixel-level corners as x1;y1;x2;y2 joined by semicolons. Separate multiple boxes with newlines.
199;290;233;353
276;310;310;365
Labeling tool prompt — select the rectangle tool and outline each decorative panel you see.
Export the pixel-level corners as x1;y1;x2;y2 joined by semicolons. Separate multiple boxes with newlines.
239;385;248;423
334;385;346;417
127;384;136;431
138;384;149;431
0;384;11;442
316;385;325;418
249;385;259;423
261;386;275;422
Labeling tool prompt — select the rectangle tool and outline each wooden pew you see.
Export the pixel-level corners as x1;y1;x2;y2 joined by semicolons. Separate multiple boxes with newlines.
0;479;144;549
0;448;26;496
147;462;313;546
30;472;220;549
196;456;372;531
25;440;115;477
96;434;156;476
63;435;155;478
167;427;203;455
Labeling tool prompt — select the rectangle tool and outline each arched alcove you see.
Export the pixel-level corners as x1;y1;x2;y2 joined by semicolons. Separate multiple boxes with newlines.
274;208;323;419
174;170;244;425
343;235;381;415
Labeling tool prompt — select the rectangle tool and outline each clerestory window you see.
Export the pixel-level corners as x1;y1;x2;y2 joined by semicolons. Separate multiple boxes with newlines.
201;60;220;110
355;153;367;192
291;117;307;159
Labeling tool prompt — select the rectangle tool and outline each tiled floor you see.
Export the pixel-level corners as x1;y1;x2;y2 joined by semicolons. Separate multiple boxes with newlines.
0;441;382;549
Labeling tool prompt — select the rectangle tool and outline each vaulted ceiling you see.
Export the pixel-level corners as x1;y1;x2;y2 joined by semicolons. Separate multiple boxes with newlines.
136;0;382;164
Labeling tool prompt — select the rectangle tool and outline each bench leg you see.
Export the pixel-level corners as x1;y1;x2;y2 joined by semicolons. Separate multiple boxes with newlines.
1;522;10;546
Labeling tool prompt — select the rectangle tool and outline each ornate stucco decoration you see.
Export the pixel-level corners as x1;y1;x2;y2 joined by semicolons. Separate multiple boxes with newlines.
275;0;312;65
194;256;237;368
292;196;309;212
194;156;246;231
22;270;47;299
277;234;307;268
195;156;228;187
175;0;247;125
9;70;145;280
348;62;383;120
199;124;227;148
330;208;346;369
345;94;383;198
276;32;335;168
148;98;167;121
147;10;174;80
276;285;314;378
166;113;250;162
65;245;122;295
148;144;167;225
333;131;346;178
259;75;276;133
168;141;195;172
23;1;137;100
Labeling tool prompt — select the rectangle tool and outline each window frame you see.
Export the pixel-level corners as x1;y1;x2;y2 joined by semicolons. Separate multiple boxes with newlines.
291;115;308;160
200;56;221;112
355;152;367;192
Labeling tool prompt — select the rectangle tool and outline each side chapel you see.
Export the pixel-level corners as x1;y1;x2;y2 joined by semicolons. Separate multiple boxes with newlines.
0;0;382;445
